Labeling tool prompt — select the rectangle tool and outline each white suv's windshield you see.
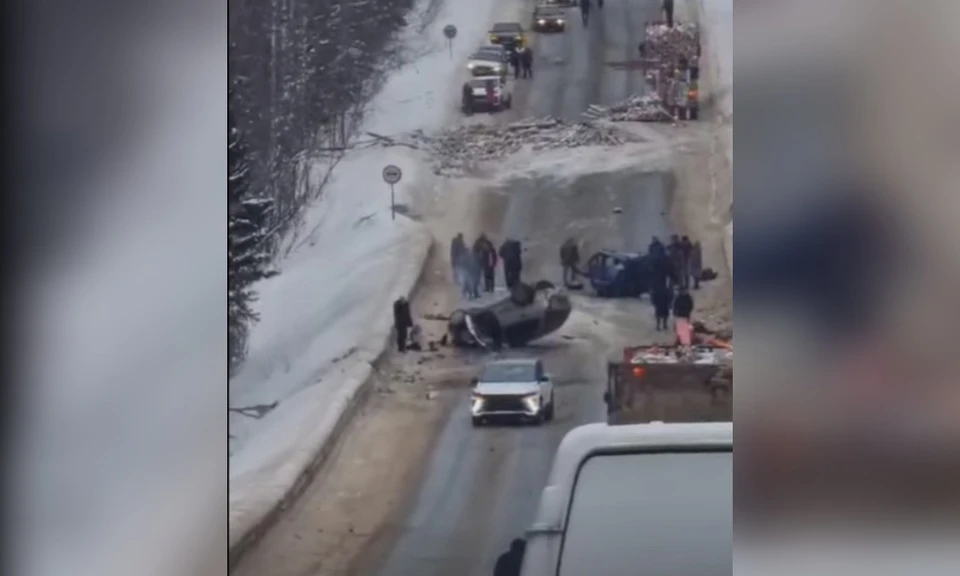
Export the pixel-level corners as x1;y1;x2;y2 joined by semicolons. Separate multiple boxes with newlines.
558;450;732;576
480;362;536;383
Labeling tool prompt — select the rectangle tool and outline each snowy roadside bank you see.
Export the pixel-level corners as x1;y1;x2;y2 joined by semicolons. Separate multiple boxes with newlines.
228;0;516;560
684;0;732;275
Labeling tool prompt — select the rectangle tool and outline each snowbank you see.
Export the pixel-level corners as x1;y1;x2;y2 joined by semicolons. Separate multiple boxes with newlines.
228;0;519;557
685;0;732;275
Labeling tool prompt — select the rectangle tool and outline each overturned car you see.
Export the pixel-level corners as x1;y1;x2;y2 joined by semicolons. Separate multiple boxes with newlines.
448;281;572;348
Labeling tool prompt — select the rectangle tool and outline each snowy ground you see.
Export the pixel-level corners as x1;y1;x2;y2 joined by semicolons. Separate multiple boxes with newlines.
229;0;523;552
686;0;732;274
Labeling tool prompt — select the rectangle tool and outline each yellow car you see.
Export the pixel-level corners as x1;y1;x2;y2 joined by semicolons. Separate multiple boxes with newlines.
488;22;526;49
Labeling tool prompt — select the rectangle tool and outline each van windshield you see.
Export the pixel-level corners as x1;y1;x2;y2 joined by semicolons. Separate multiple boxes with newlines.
558;450;732;576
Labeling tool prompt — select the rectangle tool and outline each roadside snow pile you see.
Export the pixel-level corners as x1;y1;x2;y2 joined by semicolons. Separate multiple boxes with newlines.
644;22;700;64
583;94;674;122
410;117;640;176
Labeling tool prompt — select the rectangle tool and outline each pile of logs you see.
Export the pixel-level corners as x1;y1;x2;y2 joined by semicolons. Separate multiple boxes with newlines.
583;94;674;122
644;22;699;64
410;117;639;176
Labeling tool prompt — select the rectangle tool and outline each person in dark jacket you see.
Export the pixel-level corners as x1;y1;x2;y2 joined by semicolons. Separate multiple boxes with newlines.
493;538;526;576
473;233;498;292
461;82;474;115
392;296;413;352
451;233;467;290
652;285;673;331
667;234;683;288
648;235;665;258
499;239;523;289
559;237;580;287
690;240;703;289
509;48;520;79
519;46;533;79
672;287;694;320
579;0;590;25
679;235;694;289
663;0;674;27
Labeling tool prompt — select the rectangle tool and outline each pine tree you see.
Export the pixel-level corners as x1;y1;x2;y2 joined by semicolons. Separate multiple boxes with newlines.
229;97;274;371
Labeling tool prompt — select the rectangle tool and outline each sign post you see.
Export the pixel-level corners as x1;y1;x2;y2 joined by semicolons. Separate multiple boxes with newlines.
382;164;403;220
443;24;457;59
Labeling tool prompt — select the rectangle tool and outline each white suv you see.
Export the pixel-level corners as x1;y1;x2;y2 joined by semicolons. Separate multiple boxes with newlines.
470;358;555;425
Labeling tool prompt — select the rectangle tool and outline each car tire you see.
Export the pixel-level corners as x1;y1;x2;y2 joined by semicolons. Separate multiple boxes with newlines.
506;96;513;110
535;397;548;425
546;394;555;421
472;416;483;427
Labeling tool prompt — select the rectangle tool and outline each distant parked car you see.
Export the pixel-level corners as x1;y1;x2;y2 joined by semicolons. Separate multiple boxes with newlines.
488;22;527;50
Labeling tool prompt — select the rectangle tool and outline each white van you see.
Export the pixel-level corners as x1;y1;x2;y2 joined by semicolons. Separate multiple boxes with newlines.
516;422;732;576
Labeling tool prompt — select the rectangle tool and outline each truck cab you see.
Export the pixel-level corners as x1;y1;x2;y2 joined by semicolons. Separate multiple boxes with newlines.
516;422;733;576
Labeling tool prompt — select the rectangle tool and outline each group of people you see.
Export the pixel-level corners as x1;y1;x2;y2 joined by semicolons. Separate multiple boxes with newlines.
649;234;702;290
647;234;701;341
450;233;525;299
508;45;534;79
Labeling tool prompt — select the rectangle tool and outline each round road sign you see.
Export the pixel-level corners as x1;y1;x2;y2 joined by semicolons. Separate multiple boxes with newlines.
382;164;403;184
443;24;457;40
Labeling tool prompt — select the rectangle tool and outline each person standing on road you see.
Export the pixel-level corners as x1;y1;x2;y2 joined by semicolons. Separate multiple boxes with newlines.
672;287;694;345
499;238;523;289
579;0;590;26
392;296;413;352
560;237;581;287
652;284;673;331
451;232;467;291
690;240;703;289
461;82;474;115
597;0;604;10
473;233;498;292
667;234;683;288
679;235;694;288
663;0;675;27
648;235;665;258
519;46;533;79
672;68;689;120
463;248;483;299
509;47;521;79
493;538;527;576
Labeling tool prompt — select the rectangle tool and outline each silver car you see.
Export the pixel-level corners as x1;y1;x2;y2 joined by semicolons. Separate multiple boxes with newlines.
470;358;555;426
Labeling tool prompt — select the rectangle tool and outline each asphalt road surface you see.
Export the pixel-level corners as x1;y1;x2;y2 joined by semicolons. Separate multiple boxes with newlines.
515;0;657;121
371;2;670;575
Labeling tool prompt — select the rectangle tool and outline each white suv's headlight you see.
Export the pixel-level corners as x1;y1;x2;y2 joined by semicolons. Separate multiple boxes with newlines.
538;19;546;25
522;393;541;411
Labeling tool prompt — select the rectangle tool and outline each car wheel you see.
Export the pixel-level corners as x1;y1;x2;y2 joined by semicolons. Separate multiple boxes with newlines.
506;96;513;109
546;394;555;421
472;416;483;427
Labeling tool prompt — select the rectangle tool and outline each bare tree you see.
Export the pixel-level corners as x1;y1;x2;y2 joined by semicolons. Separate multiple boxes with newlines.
229;0;417;251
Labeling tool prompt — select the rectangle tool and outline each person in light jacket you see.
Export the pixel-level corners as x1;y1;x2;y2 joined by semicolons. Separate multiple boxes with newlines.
672;69;689;120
